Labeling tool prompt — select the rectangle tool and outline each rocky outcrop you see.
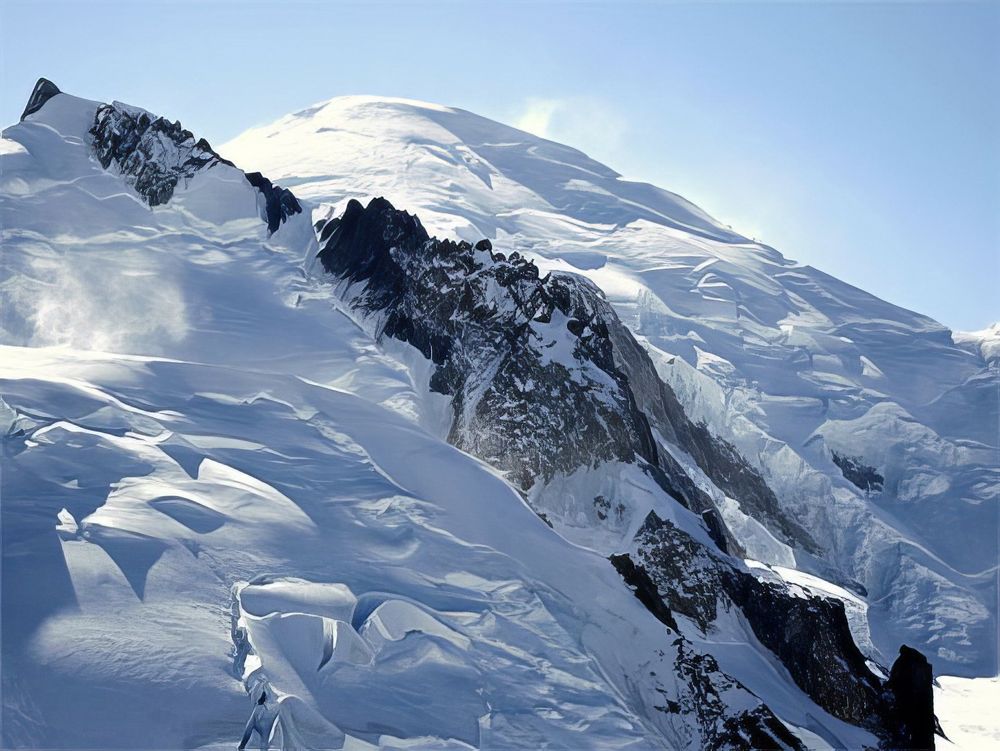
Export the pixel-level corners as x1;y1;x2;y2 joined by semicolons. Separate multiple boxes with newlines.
91;102;234;207
20;77;61;121
245;172;302;234
883;645;936;750
632;509;938;746
89;103;300;233
832;451;884;493
609;553;679;631
724;572;885;730
669;641;802;751
316;197;657;490
632;511;728;632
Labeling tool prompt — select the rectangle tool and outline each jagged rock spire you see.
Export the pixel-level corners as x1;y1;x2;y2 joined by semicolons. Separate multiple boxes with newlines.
20;77;60;121
885;645;937;749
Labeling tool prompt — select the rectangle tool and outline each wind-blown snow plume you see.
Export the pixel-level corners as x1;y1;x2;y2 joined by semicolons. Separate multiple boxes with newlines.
8;261;188;352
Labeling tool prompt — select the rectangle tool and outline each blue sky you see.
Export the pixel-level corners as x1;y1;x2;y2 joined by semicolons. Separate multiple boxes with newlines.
2;1;997;330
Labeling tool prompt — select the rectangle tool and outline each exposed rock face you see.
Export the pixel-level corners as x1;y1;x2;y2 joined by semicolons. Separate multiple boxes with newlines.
316;197;657;490
633;509;939;745
20;78;61;121
91;102;234;207
724;571;885;729
669;641;802;751
632;511;727;632
245;171;302;234
884;645;936;750
701;509;730;554
89;103;300;233
832;451;885;493
609;553;679;631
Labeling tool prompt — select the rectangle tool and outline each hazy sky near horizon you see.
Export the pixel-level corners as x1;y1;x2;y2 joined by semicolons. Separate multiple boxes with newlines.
2;1;997;330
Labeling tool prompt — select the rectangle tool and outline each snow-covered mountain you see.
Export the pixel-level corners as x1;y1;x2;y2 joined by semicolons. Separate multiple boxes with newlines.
1;79;993;749
223;95;998;679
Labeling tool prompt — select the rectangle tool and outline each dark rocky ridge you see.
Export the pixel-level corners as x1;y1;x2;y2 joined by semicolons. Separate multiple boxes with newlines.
725;568;886;730
315;196;937;747
315;195;803;559
23;81;300;233
317;197;657;490
88;101;300;232
91;103;234;207
634;510;938;748
609;553;679;631
832;451;885;493
245;172;303;234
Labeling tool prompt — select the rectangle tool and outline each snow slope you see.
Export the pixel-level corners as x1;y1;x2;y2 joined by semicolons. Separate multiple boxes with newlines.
7;346;776;749
934;676;1000;750
223;95;999;678
1;85;880;749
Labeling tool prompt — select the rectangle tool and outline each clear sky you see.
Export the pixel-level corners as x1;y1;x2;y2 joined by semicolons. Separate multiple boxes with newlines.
2;1;997;331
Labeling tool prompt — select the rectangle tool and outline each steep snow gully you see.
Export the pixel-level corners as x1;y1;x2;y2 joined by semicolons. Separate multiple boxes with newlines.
1;78;995;749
